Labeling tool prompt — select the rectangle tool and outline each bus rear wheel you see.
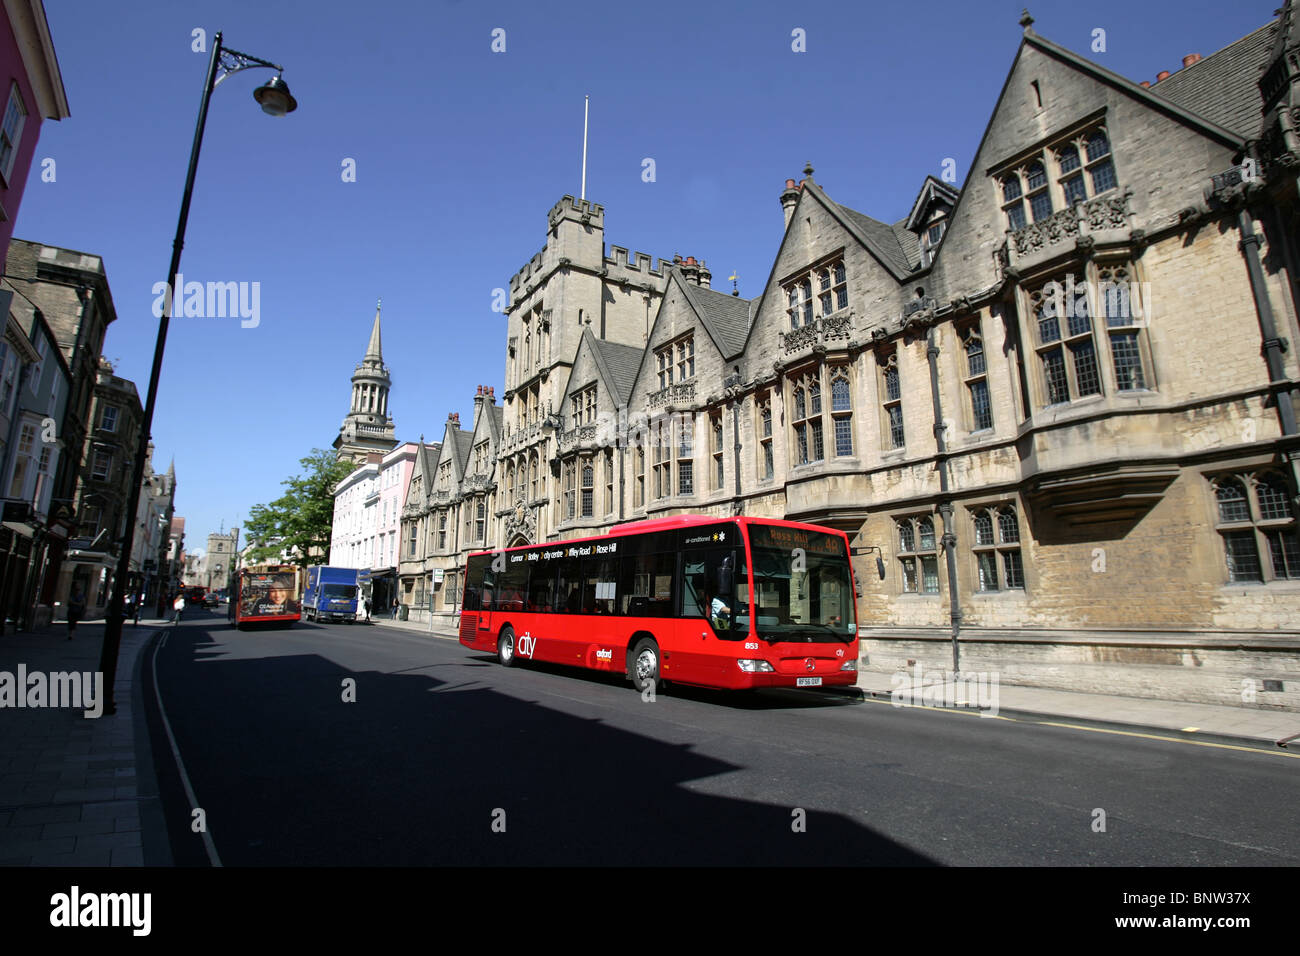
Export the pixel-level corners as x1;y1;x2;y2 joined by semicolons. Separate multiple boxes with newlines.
497;626;517;667
630;637;661;694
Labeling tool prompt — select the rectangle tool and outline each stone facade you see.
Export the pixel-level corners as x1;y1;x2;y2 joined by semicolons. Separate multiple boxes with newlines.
419;11;1300;709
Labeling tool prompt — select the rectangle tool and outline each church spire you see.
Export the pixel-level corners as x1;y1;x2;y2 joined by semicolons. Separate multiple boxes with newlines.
334;298;397;463
365;298;383;364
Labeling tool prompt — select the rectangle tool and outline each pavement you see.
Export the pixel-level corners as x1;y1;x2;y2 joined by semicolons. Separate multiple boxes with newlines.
2;611;1296;867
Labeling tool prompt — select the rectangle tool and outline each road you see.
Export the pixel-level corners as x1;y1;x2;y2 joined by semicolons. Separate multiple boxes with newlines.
143;610;1300;866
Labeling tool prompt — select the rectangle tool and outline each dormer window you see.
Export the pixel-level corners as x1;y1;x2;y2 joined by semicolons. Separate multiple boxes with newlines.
920;220;947;267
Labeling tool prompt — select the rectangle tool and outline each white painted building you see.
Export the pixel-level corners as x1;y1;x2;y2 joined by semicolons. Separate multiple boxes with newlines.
329;458;379;569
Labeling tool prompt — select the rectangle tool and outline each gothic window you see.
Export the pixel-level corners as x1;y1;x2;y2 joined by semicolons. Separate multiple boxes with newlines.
711;412;724;490
1098;262;1151;392
581;459;594;518
830;365;853;456
653;419;671;499
476;500;486;542
635;446;645;507
563;460;576;520
786;261;848;328
656;344;674;389
1085;130;1117;194
897;514;941;594
1212;472;1299;582
879;351;905;449
1031;277;1102;406
1001;174;1026;231
530;454;539;500
791;370;823;465
961;324;993;432
1026;161;1052;222
438;512;447;550
604;449;614;515
970;504;1024;591
677;417;694;495
757;394;774;480
676;336;695;381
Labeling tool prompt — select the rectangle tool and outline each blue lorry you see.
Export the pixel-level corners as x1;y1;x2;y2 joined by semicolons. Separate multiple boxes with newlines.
302;566;360;623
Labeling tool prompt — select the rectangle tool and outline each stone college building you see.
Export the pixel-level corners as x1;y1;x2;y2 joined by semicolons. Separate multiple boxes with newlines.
398;8;1300;708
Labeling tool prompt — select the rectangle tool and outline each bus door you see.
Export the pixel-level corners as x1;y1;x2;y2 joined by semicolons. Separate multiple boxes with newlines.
580;553;621;672
676;524;744;682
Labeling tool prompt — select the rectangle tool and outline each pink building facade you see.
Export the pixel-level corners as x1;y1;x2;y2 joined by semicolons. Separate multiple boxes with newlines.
0;0;68;261
373;442;416;611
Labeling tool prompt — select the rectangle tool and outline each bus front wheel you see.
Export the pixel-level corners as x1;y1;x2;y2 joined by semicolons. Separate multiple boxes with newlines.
497;626;517;667
630;638;661;694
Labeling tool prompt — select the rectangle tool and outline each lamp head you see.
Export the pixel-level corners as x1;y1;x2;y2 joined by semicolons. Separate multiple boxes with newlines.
254;74;297;116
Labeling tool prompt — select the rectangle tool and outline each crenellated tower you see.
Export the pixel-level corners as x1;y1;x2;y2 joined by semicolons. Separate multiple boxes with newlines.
334;300;398;464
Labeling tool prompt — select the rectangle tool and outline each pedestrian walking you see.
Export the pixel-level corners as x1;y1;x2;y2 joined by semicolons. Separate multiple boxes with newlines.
362;597;371;622
134;593;144;625
66;587;86;641
391;602;399;620
172;593;185;625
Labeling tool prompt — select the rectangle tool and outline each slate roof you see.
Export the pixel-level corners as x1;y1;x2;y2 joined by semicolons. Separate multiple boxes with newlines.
678;281;755;358
835;203;917;277
891;220;923;271
441;426;471;471
1149;20;1277;140
590;336;645;405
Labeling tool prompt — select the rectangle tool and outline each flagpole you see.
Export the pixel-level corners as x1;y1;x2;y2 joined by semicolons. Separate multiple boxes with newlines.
581;95;589;200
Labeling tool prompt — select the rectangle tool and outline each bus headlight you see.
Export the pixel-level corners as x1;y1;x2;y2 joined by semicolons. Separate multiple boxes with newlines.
737;659;775;672
840;660;858;671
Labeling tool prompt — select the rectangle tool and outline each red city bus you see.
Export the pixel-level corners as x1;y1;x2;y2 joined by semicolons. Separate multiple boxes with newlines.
458;515;860;693
229;565;302;629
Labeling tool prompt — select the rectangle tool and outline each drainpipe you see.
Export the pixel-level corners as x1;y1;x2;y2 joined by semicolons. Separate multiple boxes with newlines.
617;406;626;522
731;395;742;502
1237;206;1300;497
926;326;961;673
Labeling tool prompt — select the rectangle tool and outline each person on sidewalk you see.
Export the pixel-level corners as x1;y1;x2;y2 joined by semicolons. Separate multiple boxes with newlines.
134;593;144;626
362;597;370;623
172;593;185;625
391;602;399;620
66;588;86;641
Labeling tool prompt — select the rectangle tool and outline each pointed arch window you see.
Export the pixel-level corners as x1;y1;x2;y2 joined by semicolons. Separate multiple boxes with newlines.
971;504;1024;591
1212;472;1299;582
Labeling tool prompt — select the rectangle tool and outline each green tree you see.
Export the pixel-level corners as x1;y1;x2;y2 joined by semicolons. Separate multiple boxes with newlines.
244;449;355;568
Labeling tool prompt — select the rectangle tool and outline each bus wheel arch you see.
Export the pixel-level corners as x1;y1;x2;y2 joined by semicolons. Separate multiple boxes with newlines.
628;633;662;693
497;624;518;667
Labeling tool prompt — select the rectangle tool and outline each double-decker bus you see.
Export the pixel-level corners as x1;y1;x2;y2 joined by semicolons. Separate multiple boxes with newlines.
229;565;302;629
459;515;860;693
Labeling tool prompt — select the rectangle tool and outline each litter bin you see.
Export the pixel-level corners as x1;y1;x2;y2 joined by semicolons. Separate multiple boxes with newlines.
398;605;408;621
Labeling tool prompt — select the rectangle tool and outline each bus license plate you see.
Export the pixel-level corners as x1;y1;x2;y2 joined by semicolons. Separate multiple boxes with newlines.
797;677;822;687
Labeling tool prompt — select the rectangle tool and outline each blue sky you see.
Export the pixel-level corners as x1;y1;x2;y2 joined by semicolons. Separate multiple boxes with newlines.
16;0;1269;554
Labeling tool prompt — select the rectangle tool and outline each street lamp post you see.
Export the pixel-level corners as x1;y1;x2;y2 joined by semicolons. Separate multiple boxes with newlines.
97;32;297;715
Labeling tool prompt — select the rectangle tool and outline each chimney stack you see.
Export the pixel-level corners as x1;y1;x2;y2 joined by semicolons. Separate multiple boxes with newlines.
472;386;485;430
780;178;800;231
1156;70;1171;82
1182;53;1201;68
1139;80;1150;88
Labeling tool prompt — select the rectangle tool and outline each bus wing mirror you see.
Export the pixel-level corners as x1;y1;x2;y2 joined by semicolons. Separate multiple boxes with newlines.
718;566;734;597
